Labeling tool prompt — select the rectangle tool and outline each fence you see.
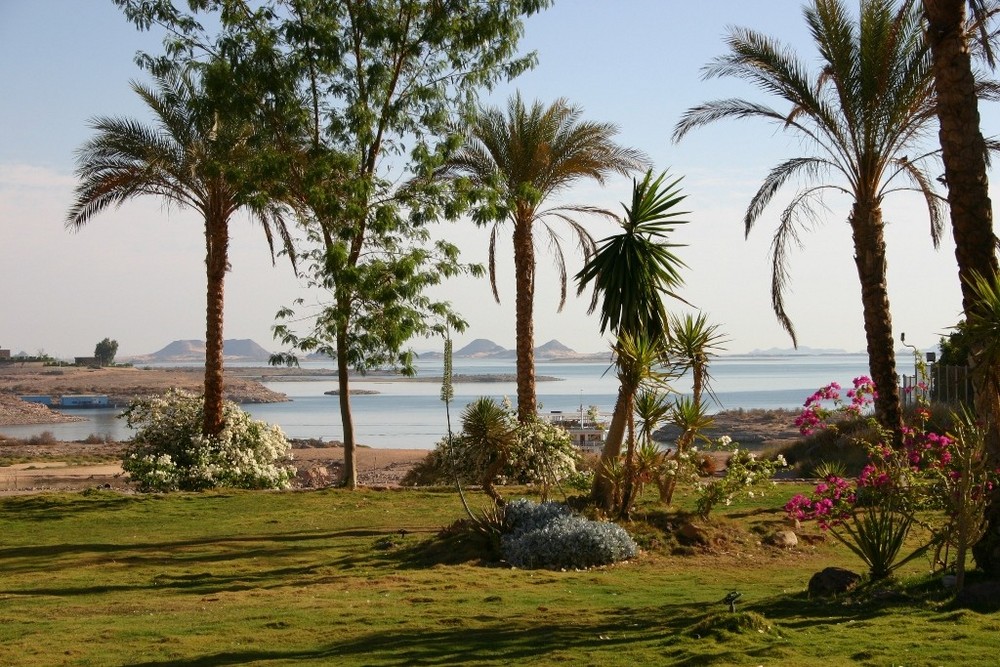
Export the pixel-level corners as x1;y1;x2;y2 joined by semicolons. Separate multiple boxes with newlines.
900;364;972;408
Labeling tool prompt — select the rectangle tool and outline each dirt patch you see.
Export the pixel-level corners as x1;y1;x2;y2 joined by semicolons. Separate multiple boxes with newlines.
657;408;802;450
0;436;429;496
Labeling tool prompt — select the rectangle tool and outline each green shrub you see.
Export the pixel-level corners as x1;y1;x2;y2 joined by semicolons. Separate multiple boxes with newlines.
27;431;57;446
121;390;295;492
407;398;578;492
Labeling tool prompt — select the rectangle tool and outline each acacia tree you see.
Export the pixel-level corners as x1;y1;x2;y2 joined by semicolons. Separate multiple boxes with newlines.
674;0;947;439
115;0;549;488
442;94;647;422
68;66;294;437
94;338;119;367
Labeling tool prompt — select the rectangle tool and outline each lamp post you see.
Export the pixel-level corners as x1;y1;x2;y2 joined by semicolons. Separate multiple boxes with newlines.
901;332;920;404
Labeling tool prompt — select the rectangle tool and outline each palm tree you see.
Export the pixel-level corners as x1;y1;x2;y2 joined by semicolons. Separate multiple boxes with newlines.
667;312;727;409
443;93;647;422
923;0;1000;575
673;0;945;439
67;67;295;437
924;1;1000;321
576;170;690;509
660;312;727;504
459;397;518;505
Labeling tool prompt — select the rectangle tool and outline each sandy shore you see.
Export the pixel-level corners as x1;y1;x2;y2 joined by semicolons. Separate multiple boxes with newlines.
0;442;429;496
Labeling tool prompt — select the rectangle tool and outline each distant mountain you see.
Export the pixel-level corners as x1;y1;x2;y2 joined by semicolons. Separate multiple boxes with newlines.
535;339;576;359
421;338;605;361
456;338;508;357
130;339;273;363
745;346;858;356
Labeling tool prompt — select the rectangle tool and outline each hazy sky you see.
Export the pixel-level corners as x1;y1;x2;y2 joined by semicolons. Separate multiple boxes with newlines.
1;1;991;359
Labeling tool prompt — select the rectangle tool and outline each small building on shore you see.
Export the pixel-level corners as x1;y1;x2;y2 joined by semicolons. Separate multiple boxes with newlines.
60;394;109;408
18;395;54;406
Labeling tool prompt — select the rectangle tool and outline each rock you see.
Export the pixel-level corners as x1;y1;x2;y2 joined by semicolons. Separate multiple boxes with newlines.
298;465;333;488
677;521;709;545
953;582;1000;612
766;530;798;548
808;567;861;597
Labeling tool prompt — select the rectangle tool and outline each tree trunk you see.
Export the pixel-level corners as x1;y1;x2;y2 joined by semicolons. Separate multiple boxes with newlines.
849;202;902;441
202;213;228;438
925;0;999;316
618;402;639;518
591;382;630;510
336;320;357;489
924;0;1000;575
512;217;537;423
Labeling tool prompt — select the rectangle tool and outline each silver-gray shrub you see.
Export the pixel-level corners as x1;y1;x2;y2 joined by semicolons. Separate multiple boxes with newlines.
501;499;638;569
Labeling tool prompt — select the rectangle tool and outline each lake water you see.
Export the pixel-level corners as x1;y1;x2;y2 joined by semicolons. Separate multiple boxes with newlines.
1;354;879;448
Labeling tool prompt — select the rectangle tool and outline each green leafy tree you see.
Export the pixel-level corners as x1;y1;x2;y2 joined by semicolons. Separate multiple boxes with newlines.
939;324;972;367
67;66;295;437
94;338;119;367
116;0;549;489
674;0;948;439
442;93;647;422
576;170;690;510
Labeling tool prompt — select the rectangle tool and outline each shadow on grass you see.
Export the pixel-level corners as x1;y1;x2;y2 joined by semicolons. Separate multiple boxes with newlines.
124;615;695;667
0;491;151;521
0;528;395;597
123;597;846;667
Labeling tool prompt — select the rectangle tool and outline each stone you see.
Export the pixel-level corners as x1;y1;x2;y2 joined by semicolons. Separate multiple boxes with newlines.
953;581;1000;612
766;530;798;548
677;521;709;545
808;567;861;597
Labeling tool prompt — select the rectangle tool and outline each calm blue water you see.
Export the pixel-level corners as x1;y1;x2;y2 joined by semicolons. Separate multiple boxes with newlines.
1;355;877;448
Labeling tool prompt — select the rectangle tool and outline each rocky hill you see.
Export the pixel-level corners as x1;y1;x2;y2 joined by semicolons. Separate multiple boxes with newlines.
421;338;606;361
129;339;273;363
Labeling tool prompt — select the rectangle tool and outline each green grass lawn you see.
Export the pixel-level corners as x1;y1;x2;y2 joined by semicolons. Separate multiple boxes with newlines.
1;485;997;666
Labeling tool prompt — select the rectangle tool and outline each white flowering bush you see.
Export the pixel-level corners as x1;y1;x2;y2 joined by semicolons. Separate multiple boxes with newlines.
500;499;638;569
121;390;295;492
664;436;787;518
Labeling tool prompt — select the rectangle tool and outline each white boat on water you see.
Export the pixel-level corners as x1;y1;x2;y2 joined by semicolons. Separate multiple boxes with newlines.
541;407;607;454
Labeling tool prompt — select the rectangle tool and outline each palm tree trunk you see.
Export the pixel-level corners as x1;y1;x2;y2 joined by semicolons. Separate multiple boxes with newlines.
512;218;537;423
203;214;228;437
618;404;639;518
924;0;1000;575
850;203;903;441
924;0;999;315
336;319;358;489
592;383;630;509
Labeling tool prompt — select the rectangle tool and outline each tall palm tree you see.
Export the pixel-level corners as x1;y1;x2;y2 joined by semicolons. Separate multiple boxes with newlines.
443;93;647;423
67;67;295;437
924;1;1000;320
673;0;945;439
922;0;1000;575
576;170;690;509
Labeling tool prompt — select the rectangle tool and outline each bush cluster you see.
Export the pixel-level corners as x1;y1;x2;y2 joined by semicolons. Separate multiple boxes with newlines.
500;499;637;570
121;390;295;492
407;401;578;489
